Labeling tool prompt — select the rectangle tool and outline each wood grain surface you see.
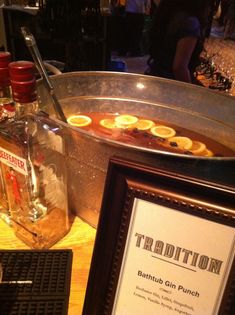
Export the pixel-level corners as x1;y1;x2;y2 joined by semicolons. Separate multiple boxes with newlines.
0;216;96;315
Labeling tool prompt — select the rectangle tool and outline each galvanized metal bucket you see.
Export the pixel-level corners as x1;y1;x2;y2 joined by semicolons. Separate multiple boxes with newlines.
37;72;235;226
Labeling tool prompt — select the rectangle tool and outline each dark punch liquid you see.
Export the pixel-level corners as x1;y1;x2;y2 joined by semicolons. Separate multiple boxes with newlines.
68;112;235;157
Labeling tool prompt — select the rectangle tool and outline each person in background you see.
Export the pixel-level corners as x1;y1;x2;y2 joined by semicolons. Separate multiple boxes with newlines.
123;0;151;56
110;0;126;53
223;0;235;39
205;0;221;37
217;0;230;27
146;0;212;83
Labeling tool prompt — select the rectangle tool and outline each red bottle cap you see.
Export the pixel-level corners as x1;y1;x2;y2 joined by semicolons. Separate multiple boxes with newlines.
0;52;11;68
0;68;10;87
0;52;11;87
9;61;37;103
10;80;37;103
9;61;36;82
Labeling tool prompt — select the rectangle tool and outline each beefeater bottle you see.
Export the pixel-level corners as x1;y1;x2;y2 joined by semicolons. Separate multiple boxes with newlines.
0;61;72;248
0;51;15;224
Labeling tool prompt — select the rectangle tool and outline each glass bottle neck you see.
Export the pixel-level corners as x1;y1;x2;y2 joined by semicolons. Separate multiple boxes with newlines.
15;100;39;119
0;86;12;106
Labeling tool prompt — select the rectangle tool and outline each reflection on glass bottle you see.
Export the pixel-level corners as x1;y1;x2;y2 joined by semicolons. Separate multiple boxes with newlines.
6;167;23;209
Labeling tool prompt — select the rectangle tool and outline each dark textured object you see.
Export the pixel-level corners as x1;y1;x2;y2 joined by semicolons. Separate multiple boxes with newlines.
0;249;72;315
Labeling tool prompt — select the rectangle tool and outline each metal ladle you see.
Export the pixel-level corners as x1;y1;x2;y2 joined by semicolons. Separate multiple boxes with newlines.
21;26;67;123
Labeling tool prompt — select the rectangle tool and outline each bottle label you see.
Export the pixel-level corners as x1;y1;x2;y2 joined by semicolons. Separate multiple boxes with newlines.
0;147;28;176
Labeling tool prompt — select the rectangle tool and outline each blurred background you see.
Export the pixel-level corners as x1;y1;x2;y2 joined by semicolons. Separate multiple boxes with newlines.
0;0;234;94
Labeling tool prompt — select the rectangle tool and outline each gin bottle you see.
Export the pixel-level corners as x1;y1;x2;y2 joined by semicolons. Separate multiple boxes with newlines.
0;52;15;121
0;61;71;248
0;51;14;223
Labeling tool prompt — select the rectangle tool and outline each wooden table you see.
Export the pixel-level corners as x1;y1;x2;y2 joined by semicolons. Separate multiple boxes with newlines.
0;216;97;315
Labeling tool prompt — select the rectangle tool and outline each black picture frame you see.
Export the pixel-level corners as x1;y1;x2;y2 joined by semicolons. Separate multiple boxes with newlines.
82;156;235;315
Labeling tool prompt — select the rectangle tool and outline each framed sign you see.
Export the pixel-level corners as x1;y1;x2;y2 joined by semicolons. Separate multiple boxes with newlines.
82;157;235;315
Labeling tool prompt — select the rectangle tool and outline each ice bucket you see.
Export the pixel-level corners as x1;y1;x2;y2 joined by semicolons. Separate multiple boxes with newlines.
37;72;235;227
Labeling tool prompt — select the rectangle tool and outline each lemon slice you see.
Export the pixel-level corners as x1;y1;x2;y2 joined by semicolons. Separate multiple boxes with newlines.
202;149;214;157
169;136;193;150
131;119;155;130
100;118;118;129
190;141;206;155
67;115;92;127
114;114;138;126
150;125;176;138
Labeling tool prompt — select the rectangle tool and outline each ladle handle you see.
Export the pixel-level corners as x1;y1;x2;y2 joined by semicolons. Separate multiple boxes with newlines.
21;27;67;123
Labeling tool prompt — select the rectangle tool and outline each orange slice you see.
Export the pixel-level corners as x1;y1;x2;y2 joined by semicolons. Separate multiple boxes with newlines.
67;115;92;127
114;114;138;126
169;136;193;150
190;141;206;155
100;118;118;129
150;125;176;138
131;119;155;130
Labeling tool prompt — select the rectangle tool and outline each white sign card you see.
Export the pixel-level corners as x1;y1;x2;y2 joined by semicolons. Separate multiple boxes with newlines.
111;199;235;315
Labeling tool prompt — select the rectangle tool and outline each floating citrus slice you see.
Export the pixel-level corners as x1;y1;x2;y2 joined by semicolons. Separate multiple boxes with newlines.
114;114;138;126
190;141;206;155
131;119;155;130
169;136;193;150
150;125;176;138
100;118;118;129
67;115;92;127
202;149;214;157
